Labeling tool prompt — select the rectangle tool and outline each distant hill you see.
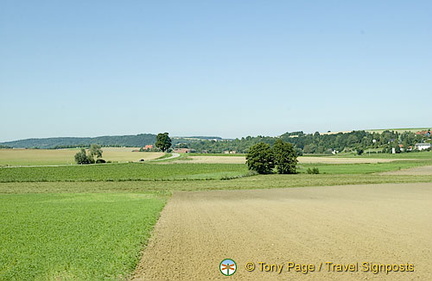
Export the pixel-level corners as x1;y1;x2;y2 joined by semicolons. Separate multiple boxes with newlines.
0;134;225;149
0;134;157;149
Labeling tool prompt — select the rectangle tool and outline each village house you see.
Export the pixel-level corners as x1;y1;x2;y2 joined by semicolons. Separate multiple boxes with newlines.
415;130;431;137
414;143;432;151
132;144;154;152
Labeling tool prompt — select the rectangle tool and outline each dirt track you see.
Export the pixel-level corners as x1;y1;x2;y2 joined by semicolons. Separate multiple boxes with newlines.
133;183;432;280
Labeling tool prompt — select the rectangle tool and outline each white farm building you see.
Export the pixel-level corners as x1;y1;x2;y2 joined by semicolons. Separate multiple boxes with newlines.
415;143;432;151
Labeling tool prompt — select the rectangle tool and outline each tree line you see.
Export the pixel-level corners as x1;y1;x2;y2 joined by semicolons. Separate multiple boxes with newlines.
176;130;431;154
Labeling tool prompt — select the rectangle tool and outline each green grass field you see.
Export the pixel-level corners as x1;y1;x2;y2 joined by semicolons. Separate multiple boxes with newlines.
0;163;249;182
1;174;432;194
0;192;166;280
3;158;428;183
299;160;431;174
334;151;432;159
2;149;432;280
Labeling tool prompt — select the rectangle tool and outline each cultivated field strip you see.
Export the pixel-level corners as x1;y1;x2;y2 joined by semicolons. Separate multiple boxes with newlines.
172;156;402;164
133;183;432;280
380;165;432;175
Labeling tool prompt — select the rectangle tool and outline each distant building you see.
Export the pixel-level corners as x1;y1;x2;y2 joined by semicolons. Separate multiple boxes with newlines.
133;145;154;152
223;150;237;154
415;143;432;151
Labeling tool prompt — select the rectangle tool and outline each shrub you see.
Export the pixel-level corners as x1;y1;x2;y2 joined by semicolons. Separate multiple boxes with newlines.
74;145;104;164
306;167;320;174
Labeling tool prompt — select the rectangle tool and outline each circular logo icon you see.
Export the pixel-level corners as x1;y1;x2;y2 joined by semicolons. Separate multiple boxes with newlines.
219;258;237;276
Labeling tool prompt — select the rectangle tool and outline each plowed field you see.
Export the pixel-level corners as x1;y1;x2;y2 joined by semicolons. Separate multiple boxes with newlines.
133;183;432;280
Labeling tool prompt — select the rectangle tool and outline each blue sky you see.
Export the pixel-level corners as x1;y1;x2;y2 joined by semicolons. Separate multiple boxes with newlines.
1;1;431;141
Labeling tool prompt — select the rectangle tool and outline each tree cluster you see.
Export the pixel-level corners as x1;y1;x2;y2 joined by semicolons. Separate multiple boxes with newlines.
246;139;298;174
74;144;104;164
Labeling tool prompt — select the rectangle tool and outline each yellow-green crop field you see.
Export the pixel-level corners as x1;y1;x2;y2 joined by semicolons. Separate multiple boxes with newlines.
0;148;163;166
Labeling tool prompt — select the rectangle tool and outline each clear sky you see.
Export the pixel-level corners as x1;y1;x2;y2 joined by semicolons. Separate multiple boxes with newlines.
1;1;431;141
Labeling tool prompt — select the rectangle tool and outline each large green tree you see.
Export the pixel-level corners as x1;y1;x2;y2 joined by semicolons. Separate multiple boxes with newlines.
246;142;274;174
272;139;298;174
155;132;172;152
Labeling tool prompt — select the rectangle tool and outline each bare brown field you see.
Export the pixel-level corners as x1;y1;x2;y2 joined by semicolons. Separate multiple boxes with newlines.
133;183;432;280
380;165;432;176
173;156;399;164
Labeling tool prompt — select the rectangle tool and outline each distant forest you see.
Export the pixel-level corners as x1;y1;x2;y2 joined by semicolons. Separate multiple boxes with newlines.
1;130;430;154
